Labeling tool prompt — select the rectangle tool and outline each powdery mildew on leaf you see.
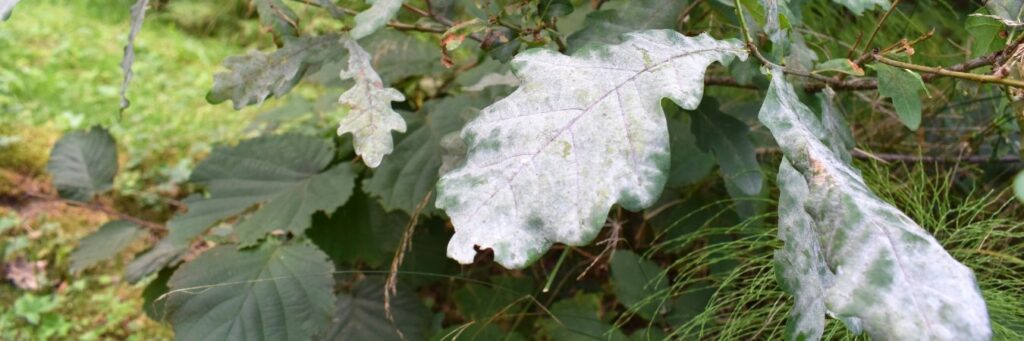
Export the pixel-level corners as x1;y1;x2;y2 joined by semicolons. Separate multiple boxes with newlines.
831;0;889;15
0;0;19;21
761;69;991;340
209;35;341;109
436;30;747;268
336;38;406;168
350;0;404;39
775;159;831;341
118;0;148;111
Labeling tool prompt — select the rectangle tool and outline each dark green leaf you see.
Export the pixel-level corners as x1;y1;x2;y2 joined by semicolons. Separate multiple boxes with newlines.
124;239;186;284
539;293;629;341
307;191;408;267
871;63;926;130
453;276;534;321
566;0;687;52
182;134;356;246
365;89;511;215
69;220;143;273
664;103;715;187
431;323;526;341
165;241;335;341
142;267;174;321
538;0;573;21
690;99;763;196
47;126;118;202
967;10;1006;58
317;278;431;341
610;250;669;321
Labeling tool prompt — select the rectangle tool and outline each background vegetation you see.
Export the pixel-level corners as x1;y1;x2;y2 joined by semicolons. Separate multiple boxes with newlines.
1;0;1022;340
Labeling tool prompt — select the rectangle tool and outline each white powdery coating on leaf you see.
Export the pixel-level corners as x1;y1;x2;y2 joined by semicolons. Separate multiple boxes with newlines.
436;30;746;268
761;69;991;341
0;0;19;21
350;0;404;39
337;39;406;168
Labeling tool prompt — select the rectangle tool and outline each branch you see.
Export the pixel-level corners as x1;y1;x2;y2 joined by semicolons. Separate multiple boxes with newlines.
21;191;167;232
874;54;1024;89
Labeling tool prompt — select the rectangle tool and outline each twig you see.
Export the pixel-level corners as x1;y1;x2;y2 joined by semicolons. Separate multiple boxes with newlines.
384;190;433;324
20;191;166;231
874;54;1024;89
860;0;901;56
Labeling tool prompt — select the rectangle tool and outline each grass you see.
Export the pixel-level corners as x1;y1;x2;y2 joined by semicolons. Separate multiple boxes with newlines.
638;161;1024;340
0;1;267;338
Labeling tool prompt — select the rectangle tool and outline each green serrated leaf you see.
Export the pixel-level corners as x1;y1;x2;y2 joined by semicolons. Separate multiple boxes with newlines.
761;68;991;340
813;58;864;76
365;89;511;215
0;0;20;21
337;38;407;168
453;276;534;321
539;293;629;341
125;239;186;284
254;0;300;40
69;220;143;273
306;190;408;267
317;278;430;340
142;267;174;321
209;35;343;109
47;126;118;202
690;99;763;196
610;250;668;321
871;63;926;130
565;0;687;53
436;30;746;269
180;134;356;246
351;0;405;39
165;241;335;341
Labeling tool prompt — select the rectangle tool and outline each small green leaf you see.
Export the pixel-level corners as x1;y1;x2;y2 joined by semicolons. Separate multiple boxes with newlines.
539;293;629;341
350;0;405;39
813;58;865;76
254;0;300;40
690;99;763;196
967;10;1006;58
69;220;143;273
538;0;573;21
165;241;335;341
47;126;118;202
610;250;669;321
871;63;926;130
317;278;431;340
453;276;535;321
336;38;407;168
